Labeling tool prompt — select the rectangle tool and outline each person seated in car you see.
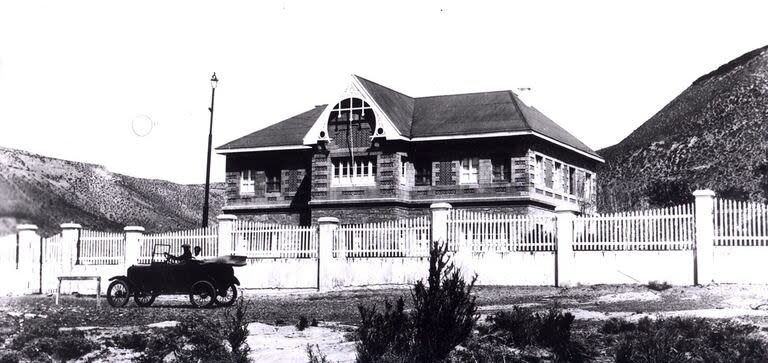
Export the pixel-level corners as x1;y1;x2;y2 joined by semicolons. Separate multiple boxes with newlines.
194;246;202;258
164;244;193;262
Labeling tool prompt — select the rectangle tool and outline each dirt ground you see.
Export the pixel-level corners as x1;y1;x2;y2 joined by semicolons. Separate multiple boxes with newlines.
2;283;768;362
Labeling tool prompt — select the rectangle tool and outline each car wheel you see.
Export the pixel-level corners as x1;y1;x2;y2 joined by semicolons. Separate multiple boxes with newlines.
214;284;238;307
189;281;215;308
134;290;156;307
107;280;130;308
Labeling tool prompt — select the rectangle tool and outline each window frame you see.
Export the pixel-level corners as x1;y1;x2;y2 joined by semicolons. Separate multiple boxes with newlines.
265;168;281;193
239;170;255;196
413;159;432;186
331;156;377;187
459;157;479;185
491;156;511;183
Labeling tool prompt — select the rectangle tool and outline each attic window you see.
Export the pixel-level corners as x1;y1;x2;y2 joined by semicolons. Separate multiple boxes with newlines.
328;98;376;147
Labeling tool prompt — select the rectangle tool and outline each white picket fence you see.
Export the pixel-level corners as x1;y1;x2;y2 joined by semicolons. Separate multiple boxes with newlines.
573;204;695;251
232;220;318;258
447;210;557;253
333;216;431;257
714;198;768;246
138;226;218;263
78;229;124;265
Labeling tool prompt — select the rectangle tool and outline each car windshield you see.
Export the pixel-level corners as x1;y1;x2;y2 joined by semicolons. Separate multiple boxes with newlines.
151;244;171;263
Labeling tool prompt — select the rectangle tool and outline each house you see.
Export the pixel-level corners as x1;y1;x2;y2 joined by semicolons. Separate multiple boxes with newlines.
215;75;603;225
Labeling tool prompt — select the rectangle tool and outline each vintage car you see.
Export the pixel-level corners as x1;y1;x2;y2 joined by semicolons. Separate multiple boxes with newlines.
106;244;246;308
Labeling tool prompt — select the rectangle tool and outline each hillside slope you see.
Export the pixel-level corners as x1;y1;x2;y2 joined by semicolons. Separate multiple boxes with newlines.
0;146;224;236
597;45;768;211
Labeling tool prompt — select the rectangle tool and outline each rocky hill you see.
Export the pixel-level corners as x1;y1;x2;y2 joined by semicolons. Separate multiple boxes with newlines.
597;45;768;212
0;146;225;236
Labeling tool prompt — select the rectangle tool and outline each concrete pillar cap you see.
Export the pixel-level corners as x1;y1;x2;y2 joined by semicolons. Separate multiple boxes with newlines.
60;223;82;229
554;205;580;213
16;224;38;231
124;226;146;232
318;217;339;224
217;214;238;221
430;202;453;210
693;189;716;197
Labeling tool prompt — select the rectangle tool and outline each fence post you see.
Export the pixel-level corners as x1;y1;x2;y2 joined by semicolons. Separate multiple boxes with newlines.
60;223;82;275
123;226;145;268
555;206;579;287
693;189;716;285
430;203;452;245
317;217;339;292
16;224;40;294
217;214;237;256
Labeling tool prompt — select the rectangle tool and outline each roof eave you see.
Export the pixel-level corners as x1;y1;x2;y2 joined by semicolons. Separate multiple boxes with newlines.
215;145;312;154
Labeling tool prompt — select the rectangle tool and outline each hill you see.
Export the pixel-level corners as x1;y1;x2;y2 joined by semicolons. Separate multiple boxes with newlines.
0;146;224;236
597;45;768;212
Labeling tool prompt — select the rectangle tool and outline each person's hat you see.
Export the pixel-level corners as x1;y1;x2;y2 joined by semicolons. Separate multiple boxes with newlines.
181;244;191;248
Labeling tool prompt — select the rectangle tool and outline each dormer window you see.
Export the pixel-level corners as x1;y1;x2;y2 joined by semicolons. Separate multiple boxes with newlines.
328;98;376;149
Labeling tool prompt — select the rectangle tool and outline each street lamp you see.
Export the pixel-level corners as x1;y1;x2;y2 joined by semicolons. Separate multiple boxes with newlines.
202;72;218;228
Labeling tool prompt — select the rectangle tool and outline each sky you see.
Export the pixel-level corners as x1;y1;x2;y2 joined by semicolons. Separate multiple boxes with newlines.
1;1;767;184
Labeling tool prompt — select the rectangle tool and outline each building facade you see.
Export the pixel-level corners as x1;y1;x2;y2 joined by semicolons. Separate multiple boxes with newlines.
216;76;603;225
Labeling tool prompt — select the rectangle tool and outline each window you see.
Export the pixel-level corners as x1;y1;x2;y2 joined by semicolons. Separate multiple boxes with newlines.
414;160;432;186
553;162;563;192
239;170;254;195
460;158;479;184
327;98;376;148
569;167;577;195
491;156;510;182
265;169;281;193
400;157;408;186
534;155;545;186
331;157;377;186
585;172;593;198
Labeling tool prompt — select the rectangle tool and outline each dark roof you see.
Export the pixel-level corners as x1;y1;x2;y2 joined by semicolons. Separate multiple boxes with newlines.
354;76;415;137
216;105;325;150
216;77;601;160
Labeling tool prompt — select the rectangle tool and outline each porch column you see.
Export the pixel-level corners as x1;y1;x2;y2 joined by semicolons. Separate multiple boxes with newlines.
60;223;82;275
16;224;40;294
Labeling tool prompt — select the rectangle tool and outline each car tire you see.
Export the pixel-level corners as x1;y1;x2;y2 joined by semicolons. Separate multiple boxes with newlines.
189;281;215;308
107;280;130;308
214;284;238;307
134;290;156;307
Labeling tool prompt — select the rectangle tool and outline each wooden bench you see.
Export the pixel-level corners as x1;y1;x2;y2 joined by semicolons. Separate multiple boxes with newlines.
55;276;101;307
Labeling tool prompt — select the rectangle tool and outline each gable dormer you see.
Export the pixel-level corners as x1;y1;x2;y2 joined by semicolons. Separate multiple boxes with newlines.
302;75;408;146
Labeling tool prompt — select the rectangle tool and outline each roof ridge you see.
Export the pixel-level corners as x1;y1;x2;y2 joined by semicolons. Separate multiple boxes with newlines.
353;74;413;99
415;89;513;99
507;90;531;130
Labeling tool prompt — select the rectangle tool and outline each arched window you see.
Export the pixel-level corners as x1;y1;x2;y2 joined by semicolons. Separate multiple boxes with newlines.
328;98;375;148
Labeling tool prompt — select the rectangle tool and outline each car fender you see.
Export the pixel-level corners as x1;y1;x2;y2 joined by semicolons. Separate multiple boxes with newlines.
108;276;134;290
232;276;240;286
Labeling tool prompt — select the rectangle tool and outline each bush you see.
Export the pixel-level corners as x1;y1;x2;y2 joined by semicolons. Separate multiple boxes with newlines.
307;344;330;363
485;305;592;363
356;241;478;363
224;297;252;363
53;331;96;361
647;280;671;291
614;317;768;363
114;331;148;351
0;351;22;363
136;328;182;363
600;317;636;335
10;318;59;351
357;298;412;362
297;316;310;331
311;318;319;327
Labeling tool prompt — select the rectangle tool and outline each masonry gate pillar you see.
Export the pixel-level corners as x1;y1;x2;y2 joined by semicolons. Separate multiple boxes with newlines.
317;217;339;292
430;203;452;245
555;206;579;287
217;214;237;256
693;189;716;285
123;226;145;268
60;223;82;275
16;224;40;294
